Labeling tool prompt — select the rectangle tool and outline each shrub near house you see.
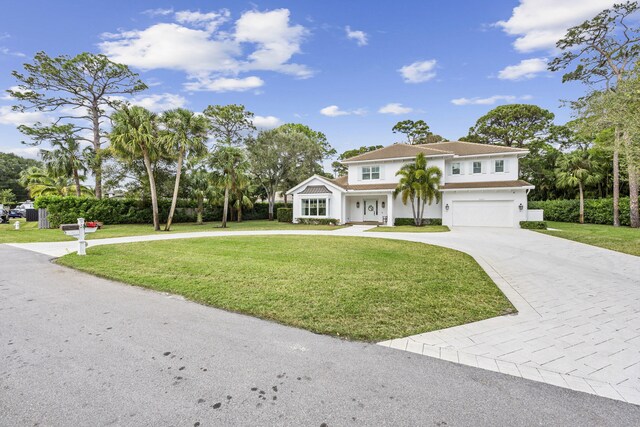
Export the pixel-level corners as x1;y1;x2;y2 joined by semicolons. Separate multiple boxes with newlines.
530;198;638;226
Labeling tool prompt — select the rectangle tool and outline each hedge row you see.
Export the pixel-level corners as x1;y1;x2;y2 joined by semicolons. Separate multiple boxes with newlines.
35;195;291;228
394;217;443;226
277;207;293;223
519;221;547;229
529;197;637;226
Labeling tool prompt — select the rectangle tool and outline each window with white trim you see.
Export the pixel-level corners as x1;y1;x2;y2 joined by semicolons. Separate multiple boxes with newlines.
302;198;327;216
451;162;461;175
362;166;380;180
473;161;482;174
495;159;504;173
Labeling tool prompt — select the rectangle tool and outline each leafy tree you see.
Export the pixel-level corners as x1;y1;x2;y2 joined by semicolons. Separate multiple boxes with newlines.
247;128;313;220
36;125;92;197
332;145;384;176
0;152;41;200
19;166;93;197
549;1;640;226
466;104;555;148
392;120;432;144
109;106;163;231
393;153;442;226
184;166;215;225
9;52;147;199
0;189;16;206
210;146;248;228
204;104;255;146
555;151;603;224
277;123;336;158
160;109;209;231
520;140;562;201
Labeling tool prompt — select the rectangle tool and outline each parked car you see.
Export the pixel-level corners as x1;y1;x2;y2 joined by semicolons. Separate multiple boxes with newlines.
8;210;23;218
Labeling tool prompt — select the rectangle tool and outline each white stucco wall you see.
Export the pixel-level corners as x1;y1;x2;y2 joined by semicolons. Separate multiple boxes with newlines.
291;178;344;223
347;158;447;186
441;189;528;228
443;155;520;183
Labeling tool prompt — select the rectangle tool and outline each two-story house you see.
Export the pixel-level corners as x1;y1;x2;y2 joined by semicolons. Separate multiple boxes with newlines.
286;141;539;228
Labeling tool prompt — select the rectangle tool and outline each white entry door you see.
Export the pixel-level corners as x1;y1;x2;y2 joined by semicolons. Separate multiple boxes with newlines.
363;199;379;221
452;200;514;227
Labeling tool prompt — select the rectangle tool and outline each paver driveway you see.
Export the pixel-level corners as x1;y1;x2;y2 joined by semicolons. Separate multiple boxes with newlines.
373;227;640;405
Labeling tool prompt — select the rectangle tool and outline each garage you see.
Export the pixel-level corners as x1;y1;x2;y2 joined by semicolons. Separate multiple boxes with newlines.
452;200;514;227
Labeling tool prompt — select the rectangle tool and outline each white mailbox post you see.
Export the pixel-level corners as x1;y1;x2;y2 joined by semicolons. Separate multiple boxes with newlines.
61;218;97;255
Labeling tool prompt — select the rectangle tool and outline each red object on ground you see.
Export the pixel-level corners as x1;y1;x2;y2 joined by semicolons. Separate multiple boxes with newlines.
85;221;98;228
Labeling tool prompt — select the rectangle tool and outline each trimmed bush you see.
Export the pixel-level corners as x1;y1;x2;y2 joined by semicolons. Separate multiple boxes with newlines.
296;218;340;225
394;217;442;226
277;207;293;223
519;221;547;229
529;197;637;226
35;195;292;228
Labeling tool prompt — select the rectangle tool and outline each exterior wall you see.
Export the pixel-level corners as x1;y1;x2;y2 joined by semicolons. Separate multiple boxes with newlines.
392;197;442;221
347;158;446;186
527;209;544;221
345;195;389;223
443;154;520;184
441;189;528;228
291;177;344;223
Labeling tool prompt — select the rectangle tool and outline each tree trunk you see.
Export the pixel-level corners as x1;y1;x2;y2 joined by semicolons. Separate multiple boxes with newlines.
284;193;288;204
196;196;203;225
221;185;229;228
165;147;184;231
91;105;103;199
579;182;584;225
628;163;639;228
238;202;243;222
142;151;160;231
73;168;81;197
613;131;620;226
410;198;418;226
268;192;275;221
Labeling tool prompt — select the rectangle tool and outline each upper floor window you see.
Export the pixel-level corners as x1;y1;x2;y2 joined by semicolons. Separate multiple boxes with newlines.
473;161;482;174
362;166;380;180
495;160;505;173
451;162;461;175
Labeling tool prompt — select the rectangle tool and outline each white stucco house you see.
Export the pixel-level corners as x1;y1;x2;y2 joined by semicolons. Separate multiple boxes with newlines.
286;141;542;228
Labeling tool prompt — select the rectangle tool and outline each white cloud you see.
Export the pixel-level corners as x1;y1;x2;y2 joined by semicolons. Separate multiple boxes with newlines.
398;60;437;83
129;93;187;112
0;47;25;57
142;8;174;17
0;106;48;126
498;58;548;80
1;86;24;100
252;115;281;128
99;8;312;91
378;103;413;115
319;105;366;117
450;95;532;106
0;146;40;159
496;0;616;52
345;26;368;46
184;76;264;92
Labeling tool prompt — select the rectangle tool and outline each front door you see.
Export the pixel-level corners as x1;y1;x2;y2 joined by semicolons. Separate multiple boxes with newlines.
363;199;379;222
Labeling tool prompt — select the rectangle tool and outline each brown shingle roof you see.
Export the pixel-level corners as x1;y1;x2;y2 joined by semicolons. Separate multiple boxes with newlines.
341;141;528;163
330;175;397;191
417;141;528;156
440;180;534;190
298;185;332;194
342;144;451;162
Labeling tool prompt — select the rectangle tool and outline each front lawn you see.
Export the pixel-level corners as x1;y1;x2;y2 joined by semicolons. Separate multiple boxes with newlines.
536;221;640;257
0;219;346;244
366;225;450;233
57;235;515;341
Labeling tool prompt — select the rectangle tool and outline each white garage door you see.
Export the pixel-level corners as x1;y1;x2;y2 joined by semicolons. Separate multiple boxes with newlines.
452;200;514;227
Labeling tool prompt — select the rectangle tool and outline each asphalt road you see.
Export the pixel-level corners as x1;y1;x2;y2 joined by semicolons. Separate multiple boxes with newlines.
1;245;639;426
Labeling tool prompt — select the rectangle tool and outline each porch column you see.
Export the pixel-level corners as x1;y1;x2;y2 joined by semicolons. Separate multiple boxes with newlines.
387;193;394;226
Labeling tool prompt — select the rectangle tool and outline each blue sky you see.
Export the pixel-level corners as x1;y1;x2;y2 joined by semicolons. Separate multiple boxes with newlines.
0;0;618;163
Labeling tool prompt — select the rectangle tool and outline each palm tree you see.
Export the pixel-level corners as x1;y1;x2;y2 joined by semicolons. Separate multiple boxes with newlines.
110;105;163;231
210;146;248;228
231;173;254;222
393;153;442;226
555;151;602;224
185;166;215;225
161;108;209;231
19;166;93;197
39;135;91;197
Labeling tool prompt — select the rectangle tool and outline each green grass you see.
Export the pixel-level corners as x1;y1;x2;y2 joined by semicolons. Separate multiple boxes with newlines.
0;218;346;244
366;225;450;233
57;235;515;342
536;221;640;257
